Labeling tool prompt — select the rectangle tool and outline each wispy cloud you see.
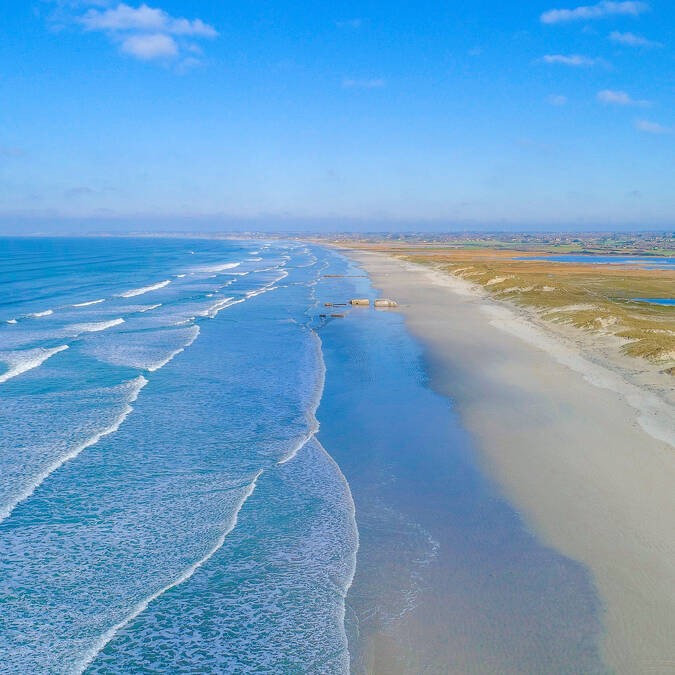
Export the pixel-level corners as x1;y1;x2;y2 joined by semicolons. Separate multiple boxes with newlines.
342;78;385;89
634;119;671;134
597;89;650;106
547;94;568;105
541;1;649;24
64;186;96;198
120;32;178;59
80;4;217;37
609;31;662;47
542;54;604;66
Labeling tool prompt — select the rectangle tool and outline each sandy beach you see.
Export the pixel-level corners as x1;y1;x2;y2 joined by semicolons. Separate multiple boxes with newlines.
346;250;675;675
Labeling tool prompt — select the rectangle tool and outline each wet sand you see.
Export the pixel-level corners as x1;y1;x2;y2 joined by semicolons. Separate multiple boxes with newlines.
346;250;675;675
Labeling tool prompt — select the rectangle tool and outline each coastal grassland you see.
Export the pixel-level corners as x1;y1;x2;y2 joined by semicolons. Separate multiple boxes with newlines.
348;244;675;365
325;232;674;257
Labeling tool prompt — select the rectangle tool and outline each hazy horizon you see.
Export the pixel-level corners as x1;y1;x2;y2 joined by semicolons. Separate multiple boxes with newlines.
0;218;673;235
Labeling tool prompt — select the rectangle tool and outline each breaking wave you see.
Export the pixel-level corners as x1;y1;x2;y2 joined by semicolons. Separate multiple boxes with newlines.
0;345;69;384
117;281;171;298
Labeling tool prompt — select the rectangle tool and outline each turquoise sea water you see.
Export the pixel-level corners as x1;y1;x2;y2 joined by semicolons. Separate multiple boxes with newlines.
0;238;605;673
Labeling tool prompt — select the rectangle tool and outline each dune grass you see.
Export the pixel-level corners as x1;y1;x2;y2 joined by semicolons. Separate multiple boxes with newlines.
392;249;675;365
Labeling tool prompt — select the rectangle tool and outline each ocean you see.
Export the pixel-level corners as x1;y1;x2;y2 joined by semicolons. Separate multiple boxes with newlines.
0;237;605;673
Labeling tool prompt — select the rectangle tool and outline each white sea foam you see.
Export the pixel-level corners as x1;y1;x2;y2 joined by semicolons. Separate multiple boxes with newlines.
0;345;69;384
27;309;54;318
6;319;17;324
248;257;262;261
199;262;241;273
277;325;359;665
311;438;359;669
198;277;281;318
67;319;124;335
73;470;263;675
83;324;200;372
0;376;147;525
145;325;200;371
117;280;171;298
278;327;326;466
74;322;351;673
246;286;276;299
138;304;161;312
198;298;234;319
72;299;105;308
175;274;187;278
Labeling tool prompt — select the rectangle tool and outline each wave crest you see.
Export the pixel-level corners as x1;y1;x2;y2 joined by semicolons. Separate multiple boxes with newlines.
0;345;69;384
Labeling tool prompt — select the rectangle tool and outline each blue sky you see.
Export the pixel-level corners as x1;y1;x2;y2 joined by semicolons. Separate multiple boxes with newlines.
1;0;673;231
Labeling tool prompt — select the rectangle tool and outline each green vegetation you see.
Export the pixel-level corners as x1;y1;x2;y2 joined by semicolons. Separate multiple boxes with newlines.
325;231;675;257
398;252;675;364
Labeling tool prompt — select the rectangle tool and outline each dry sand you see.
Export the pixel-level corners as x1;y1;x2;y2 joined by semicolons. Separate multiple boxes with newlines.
347;250;675;675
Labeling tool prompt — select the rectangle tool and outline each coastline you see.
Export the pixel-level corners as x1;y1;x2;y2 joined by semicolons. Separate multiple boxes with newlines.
344;249;675;674
316;250;605;674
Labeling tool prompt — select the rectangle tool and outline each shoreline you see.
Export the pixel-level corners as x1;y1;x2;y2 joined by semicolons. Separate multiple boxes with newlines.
345;249;675;674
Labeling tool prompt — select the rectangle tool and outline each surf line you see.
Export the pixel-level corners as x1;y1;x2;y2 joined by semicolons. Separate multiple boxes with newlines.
74;253;351;673
0;345;69;385
76;281;327;673
0;376;147;525
116;280;171;298
145;326;200;372
273;308;360;667
288;321;360;668
76;417;329;674
277;328;325;466
72;470;263;675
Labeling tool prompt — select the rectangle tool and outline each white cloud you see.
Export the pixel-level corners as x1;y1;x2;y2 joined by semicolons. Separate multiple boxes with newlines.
609;31;662;47
547;94;568;105
542;54;603;66
541;1;649;24
175;56;203;73
634;119;671;134
58;3;218;64
597;89;650;106
342;78;385;88
121;33;178;59
80;4;217;37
